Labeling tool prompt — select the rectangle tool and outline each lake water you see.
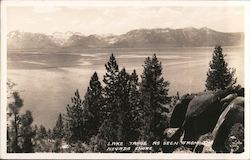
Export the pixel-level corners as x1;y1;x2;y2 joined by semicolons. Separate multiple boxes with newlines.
7;47;244;128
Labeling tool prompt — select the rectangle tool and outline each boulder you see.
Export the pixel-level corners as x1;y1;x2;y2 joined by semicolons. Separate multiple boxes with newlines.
170;94;195;128
212;97;244;153
182;90;225;141
164;87;244;153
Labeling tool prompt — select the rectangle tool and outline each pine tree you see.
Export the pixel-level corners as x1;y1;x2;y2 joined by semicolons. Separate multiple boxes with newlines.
102;53;119;118
53;113;64;140
123;70;143;143
206;46;236;91
117;68;131;142
140;54;170;151
7;92;23;153
19;110;35;153
96;119;116;152
96;54;120;151
82;72;103;143
38;125;47;139
65;89;85;143
97;54;129;152
7;91;35;153
97;67;143;152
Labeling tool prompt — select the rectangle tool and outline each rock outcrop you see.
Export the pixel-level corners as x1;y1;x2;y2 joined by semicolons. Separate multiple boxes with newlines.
163;87;244;153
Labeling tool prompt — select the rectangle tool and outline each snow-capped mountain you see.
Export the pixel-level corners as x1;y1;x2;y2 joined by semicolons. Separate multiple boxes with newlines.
7;27;243;49
7;30;58;49
50;31;84;46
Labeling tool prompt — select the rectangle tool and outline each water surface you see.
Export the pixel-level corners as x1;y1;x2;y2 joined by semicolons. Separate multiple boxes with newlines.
7;47;244;128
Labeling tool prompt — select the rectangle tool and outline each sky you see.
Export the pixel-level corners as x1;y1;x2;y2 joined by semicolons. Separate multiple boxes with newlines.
7;6;244;35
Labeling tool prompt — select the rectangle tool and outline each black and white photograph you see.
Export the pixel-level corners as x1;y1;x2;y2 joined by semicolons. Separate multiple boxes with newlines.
1;0;249;159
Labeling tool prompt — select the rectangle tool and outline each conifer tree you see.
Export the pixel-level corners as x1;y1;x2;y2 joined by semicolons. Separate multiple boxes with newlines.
53;113;64;140
97;67;143;152
82;72;103;142
140;54;170;150
96;54;120;151
117;68;131;142
7;92;23;153
65;89;85;143
96;55;138;152
38;125;47;139
96;118;118;152
7;91;35;153
102;53;119;117
19;110;34;153
206;46;236;91
123;70;143;143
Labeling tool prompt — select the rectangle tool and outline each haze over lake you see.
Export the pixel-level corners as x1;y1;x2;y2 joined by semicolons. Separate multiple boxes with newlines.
7;47;244;128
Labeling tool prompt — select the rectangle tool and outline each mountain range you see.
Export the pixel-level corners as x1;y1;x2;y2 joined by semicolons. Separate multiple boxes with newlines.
7;27;243;49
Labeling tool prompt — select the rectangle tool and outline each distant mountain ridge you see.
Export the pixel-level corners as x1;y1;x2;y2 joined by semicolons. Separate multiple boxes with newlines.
7;27;243;49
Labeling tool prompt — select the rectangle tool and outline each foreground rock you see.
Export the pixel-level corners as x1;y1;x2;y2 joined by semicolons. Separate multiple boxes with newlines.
164;87;244;153
212;97;244;153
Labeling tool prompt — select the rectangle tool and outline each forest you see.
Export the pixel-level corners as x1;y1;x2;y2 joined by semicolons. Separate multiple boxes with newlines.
7;46;244;153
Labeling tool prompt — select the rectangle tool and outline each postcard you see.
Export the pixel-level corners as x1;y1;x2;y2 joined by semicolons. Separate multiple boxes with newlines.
1;0;249;159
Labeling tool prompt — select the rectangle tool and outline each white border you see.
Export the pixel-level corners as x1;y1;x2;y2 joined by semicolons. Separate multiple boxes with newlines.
1;1;250;159
1;0;8;158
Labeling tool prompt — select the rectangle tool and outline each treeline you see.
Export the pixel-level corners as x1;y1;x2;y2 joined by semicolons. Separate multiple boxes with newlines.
7;46;237;153
56;53;173;152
